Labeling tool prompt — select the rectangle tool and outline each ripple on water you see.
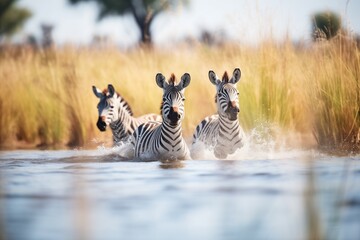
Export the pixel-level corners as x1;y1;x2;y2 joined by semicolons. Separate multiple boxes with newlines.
0;193;70;200
163;184;182;192
251;172;282;178
62;164;89;170
215;186;283;195
0;160;28;169
339;198;360;208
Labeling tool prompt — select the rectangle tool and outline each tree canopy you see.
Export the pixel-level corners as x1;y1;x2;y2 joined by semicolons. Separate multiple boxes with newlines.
312;11;341;40
69;0;188;46
0;0;32;39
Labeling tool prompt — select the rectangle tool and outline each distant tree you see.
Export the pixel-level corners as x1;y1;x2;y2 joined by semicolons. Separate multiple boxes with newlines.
69;0;188;46
200;29;227;46
0;0;32;40
312;11;341;41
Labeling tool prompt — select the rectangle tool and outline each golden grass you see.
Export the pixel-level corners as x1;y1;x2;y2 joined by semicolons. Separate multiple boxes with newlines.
0;38;359;151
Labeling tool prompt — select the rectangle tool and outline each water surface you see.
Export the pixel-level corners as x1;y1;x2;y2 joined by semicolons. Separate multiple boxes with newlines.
0;148;359;240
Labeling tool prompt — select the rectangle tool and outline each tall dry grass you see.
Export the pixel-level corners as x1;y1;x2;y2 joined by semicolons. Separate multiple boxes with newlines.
303;37;360;152
0;38;359;151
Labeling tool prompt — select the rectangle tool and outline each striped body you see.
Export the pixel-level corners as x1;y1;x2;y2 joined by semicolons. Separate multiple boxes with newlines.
193;114;245;159
109;112;161;144
191;68;245;159
93;84;161;145
133;120;190;161
132;73;191;161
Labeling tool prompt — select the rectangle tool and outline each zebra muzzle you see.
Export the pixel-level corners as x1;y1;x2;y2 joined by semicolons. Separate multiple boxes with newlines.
96;117;107;131
226;103;239;121
168;107;181;125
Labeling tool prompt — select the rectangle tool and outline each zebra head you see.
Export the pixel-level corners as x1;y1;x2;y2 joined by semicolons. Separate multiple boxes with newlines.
156;73;191;126
209;68;241;121
92;84;122;132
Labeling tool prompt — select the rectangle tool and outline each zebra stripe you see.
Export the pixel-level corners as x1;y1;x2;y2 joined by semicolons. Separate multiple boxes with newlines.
132;73;191;161
191;68;245;159
92;84;161;145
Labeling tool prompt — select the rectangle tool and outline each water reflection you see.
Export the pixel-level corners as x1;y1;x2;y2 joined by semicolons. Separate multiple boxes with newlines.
159;160;185;169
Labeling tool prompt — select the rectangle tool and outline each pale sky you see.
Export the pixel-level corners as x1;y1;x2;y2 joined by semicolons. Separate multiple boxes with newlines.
16;0;360;48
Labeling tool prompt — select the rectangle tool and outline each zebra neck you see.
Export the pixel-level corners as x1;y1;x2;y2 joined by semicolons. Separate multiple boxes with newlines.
109;104;136;140
110;118;128;144
161;122;183;139
218;115;241;140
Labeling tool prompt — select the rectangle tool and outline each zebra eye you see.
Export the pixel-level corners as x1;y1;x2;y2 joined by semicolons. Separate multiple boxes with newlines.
162;97;166;102
217;93;221;97
237;92;239;95
110;105;114;109
182;98;185;101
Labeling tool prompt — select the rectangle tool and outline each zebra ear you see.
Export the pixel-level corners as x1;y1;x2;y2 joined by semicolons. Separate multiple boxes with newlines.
209;70;221;85
179;73;191;89
107;84;115;97
156;73;167;89
92;86;103;98
229;68;241;84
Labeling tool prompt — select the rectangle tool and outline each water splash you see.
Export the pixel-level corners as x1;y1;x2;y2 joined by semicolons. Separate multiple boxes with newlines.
191;122;315;160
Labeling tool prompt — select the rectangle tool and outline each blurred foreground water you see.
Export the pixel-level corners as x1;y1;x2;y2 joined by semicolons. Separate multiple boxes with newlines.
0;147;359;240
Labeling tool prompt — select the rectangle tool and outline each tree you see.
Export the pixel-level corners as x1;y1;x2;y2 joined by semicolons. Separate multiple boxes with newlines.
312;11;341;41
69;0;187;46
0;0;32;40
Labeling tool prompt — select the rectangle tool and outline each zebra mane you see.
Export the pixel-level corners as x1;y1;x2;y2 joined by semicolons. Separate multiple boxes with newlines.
119;94;134;116
102;88;133;116
160;101;164;115
169;73;176;85
214;71;230;102
215;72;230;103
222;71;229;83
102;88;109;95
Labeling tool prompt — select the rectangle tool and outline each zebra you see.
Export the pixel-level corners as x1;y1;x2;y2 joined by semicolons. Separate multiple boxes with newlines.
191;68;245;159
92;84;161;145
131;73;191;161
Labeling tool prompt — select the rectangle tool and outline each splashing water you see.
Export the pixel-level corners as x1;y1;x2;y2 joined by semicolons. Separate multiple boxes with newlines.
191;122;315;161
